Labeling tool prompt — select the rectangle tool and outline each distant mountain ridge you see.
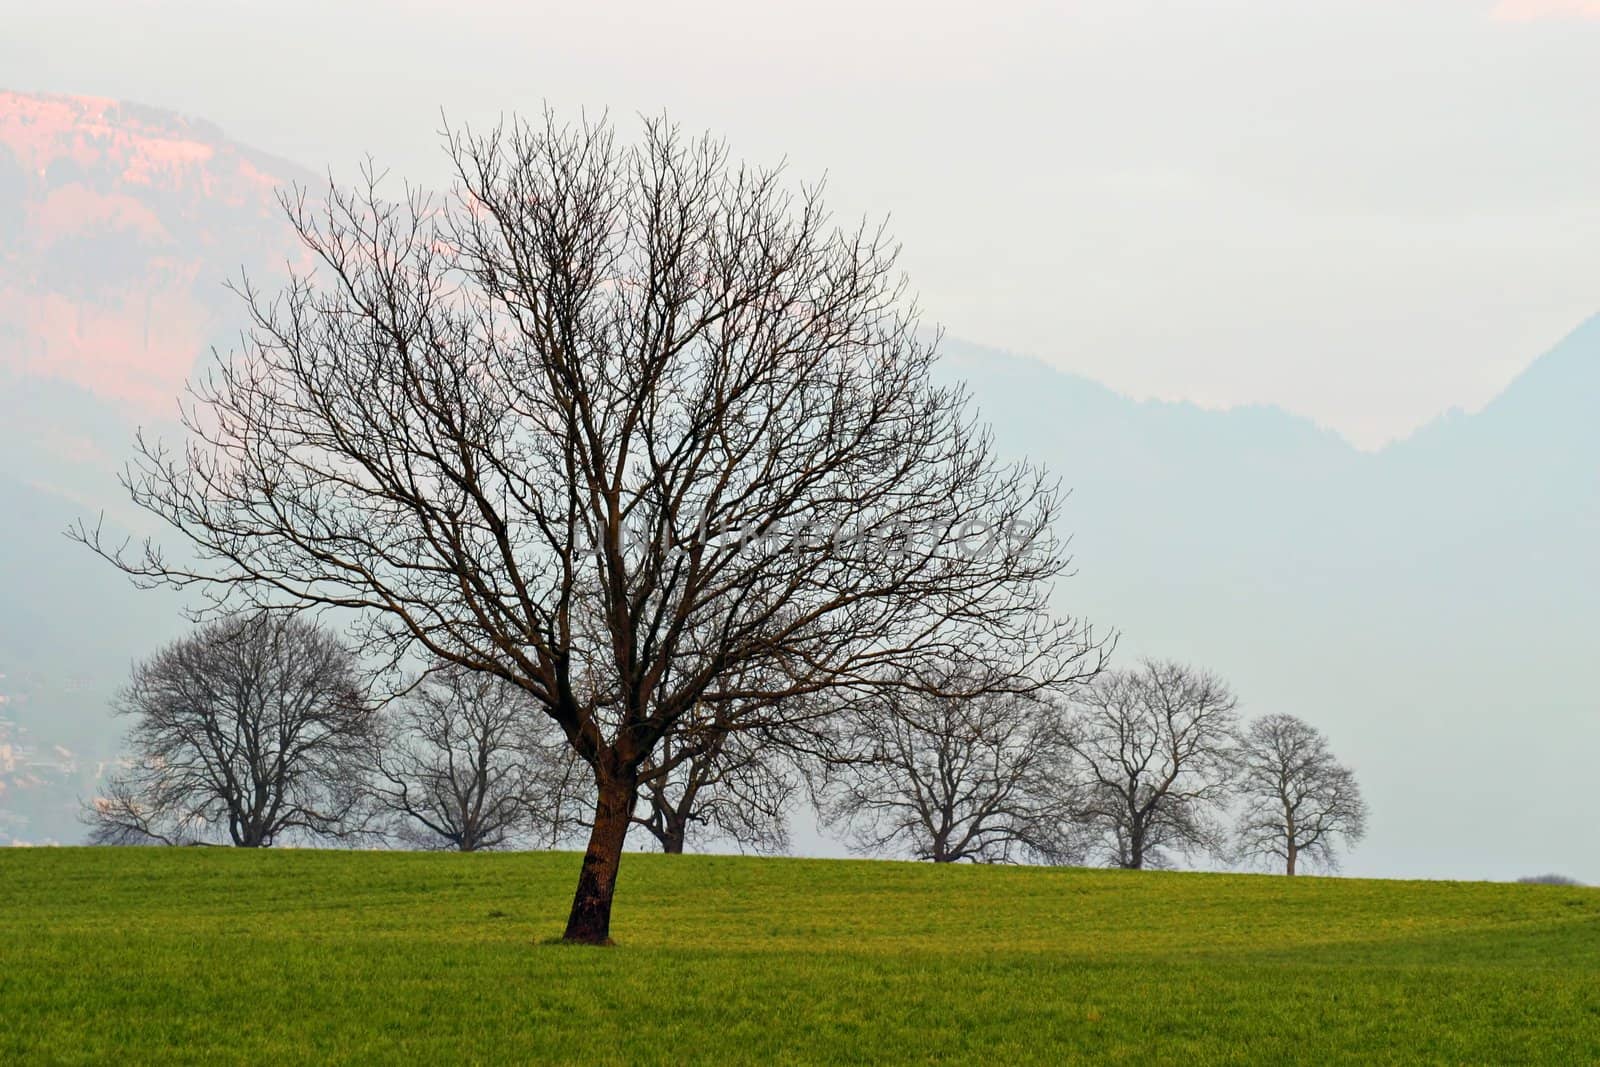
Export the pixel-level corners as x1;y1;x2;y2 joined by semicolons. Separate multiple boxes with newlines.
0;90;312;417
943;314;1599;882
1;92;1594;876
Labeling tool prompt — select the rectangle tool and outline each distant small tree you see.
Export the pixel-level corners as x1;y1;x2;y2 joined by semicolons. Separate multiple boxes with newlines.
1067;659;1237;870
371;667;588;851
86;613;374;847
1517;874;1583;887
821;673;1084;864
1232;713;1366;876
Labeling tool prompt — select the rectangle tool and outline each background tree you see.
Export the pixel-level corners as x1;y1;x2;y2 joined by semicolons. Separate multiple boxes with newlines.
631;660;820;855
371;666;588;852
820;671;1085;864
1067;659;1236;870
77;111;1098;942
634;716;801;854
1232;713;1366;875
1518;874;1583;886
86;613;374;847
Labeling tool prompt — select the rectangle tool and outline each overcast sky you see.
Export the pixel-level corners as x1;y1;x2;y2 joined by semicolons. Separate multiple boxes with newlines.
5;0;1598;447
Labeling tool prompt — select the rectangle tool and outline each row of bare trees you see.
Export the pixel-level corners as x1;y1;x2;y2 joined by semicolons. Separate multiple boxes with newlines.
90;615;1365;876
88;614;763;854
817;658;1367;874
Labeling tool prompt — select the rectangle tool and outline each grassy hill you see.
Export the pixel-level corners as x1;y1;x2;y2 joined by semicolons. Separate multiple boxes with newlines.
2;850;1597;1063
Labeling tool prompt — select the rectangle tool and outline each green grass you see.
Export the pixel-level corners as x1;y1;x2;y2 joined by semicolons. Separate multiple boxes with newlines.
2;850;1598;1064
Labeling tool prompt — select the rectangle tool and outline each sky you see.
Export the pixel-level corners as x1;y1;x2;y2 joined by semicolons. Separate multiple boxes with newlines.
4;0;1599;448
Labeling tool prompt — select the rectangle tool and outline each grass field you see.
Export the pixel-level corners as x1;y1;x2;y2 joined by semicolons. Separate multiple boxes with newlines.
2;849;1598;1063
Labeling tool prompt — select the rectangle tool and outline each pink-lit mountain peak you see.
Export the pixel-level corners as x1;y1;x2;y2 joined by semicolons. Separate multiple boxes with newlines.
0;90;310;417
0;90;291;204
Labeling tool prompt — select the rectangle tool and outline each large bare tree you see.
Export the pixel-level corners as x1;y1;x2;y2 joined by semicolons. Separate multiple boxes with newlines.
820;673;1087;864
1067;659;1236;870
76;112;1096;942
86;613;374;847
371;666;588;852
1232;713;1367;875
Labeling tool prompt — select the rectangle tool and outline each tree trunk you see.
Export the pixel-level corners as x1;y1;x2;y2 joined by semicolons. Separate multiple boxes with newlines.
1126;826;1145;870
563;770;637;944
660;815;687;855
1284;805;1298;877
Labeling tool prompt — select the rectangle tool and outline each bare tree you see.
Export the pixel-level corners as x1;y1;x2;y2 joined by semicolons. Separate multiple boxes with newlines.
1232;713;1366;875
1067;659;1237;870
820;672;1083;864
1518;874;1583;886
634;716;801;854
632;660;821;854
75;111;1099;942
371;666;588;851
85;613;374;847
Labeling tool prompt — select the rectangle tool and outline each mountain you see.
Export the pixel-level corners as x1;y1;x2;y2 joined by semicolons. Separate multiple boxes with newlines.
1;91;1595;877
0;91;306;842
943;321;1600;882
0;90;312;509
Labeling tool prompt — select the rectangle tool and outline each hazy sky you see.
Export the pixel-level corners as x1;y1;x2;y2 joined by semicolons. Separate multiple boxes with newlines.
5;0;1598;447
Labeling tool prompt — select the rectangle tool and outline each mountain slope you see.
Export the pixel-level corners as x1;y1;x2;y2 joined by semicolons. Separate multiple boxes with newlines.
945;322;1600;882
0;89;311;510
0;91;305;842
